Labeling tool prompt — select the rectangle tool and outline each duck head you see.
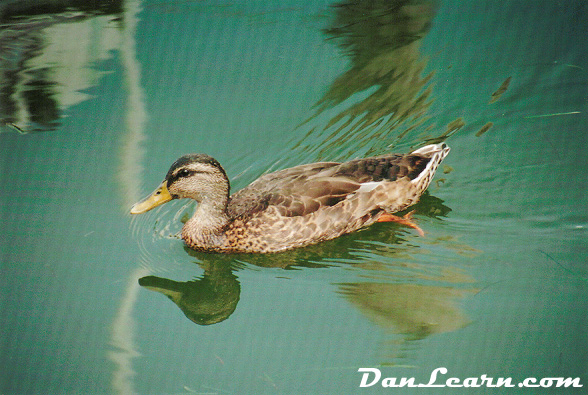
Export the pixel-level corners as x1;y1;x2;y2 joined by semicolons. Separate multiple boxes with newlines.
130;154;229;214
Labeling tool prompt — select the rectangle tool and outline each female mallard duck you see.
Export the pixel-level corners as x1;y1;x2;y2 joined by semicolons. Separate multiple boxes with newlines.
131;143;450;253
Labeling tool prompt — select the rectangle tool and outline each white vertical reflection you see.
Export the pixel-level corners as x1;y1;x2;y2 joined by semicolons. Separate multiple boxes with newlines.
108;267;150;395
109;0;147;394
118;0;147;210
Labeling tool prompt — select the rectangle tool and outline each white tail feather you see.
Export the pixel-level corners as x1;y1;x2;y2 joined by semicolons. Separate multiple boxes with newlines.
410;143;450;190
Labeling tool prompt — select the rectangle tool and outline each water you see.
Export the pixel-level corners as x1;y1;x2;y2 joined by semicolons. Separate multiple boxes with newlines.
1;1;587;394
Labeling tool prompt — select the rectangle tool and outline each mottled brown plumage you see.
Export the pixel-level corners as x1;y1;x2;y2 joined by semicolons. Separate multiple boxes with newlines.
130;143;450;253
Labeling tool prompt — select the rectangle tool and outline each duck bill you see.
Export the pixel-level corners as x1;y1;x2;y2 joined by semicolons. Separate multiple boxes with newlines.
130;181;173;214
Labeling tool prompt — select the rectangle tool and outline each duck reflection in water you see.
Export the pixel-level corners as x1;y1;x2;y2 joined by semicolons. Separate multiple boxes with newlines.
138;193;476;338
136;0;476;343
139;262;240;326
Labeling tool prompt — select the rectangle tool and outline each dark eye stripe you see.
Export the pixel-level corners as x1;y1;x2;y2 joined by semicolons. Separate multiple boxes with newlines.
167;168;196;186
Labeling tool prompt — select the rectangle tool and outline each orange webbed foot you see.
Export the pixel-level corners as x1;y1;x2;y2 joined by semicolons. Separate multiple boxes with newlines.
376;210;425;236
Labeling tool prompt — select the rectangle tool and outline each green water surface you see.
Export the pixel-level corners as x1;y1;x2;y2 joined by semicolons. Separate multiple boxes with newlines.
1;1;587;394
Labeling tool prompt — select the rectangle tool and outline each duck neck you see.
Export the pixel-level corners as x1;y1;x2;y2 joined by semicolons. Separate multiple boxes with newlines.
182;195;230;250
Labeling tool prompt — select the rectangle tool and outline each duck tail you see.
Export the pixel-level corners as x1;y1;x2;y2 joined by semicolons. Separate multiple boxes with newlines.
410;143;450;192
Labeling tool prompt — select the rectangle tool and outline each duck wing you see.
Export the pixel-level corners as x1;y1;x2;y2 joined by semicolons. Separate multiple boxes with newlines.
227;154;431;219
227;162;347;218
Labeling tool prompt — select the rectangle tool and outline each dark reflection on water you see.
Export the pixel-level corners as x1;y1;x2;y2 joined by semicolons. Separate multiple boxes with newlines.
0;1;123;19
125;0;481;370
290;0;440;162
0;0;123;133
139;263;241;326
140;262;475;338
137;192;475;343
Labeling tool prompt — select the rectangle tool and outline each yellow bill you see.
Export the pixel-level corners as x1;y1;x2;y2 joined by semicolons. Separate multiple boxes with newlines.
130;180;173;214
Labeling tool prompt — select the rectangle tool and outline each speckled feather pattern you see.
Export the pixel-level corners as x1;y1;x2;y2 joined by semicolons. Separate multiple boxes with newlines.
179;144;449;253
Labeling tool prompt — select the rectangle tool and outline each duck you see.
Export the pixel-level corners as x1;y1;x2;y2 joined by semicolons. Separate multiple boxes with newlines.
130;143;450;253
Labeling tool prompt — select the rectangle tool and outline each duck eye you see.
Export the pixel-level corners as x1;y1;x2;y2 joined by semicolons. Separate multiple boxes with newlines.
178;169;191;177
